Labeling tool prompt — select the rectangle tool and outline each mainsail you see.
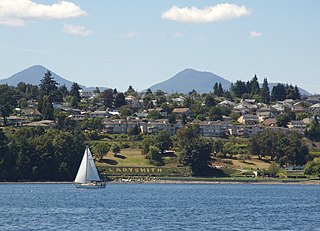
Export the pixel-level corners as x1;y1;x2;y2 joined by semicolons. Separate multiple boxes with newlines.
75;147;101;184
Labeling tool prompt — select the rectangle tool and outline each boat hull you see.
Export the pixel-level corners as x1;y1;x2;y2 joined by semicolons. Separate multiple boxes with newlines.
76;183;106;189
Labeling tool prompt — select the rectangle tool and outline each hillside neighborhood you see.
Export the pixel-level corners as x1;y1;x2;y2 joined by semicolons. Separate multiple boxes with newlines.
1;69;320;182
2;86;320;138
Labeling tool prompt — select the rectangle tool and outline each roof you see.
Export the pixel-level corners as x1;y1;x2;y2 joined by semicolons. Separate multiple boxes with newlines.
263;118;277;126
172;108;190;113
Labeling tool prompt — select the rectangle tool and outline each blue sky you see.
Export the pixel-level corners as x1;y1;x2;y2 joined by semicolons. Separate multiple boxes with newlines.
0;1;319;93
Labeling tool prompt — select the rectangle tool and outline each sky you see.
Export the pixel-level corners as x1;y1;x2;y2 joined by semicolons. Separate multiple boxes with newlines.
0;0;319;94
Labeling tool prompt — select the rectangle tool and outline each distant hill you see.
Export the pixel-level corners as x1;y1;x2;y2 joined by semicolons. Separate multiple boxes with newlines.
149;68;231;94
0;65;83;89
149;68;311;95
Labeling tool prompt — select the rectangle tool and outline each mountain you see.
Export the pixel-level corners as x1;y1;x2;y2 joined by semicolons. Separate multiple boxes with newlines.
149;68;231;94
149;68;311;95
0;65;82;89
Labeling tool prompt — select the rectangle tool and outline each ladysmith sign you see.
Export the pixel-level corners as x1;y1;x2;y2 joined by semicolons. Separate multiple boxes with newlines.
101;166;169;175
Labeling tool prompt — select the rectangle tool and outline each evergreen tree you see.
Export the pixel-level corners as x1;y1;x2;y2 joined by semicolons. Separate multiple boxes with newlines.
38;71;59;113
41;95;55;120
230;80;248;98
0;85;17;126
101;89;114;109
271;83;286;101
260;78;270;104
213;82;219;96
218;83;224;96
114;92;127;108
204;94;216;107
250;75;260;95
69;82;82;107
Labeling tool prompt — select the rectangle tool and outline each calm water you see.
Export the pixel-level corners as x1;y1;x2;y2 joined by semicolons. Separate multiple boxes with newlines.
0;183;319;231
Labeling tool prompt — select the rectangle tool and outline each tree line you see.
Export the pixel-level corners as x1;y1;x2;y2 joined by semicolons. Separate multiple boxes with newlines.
0;127;85;181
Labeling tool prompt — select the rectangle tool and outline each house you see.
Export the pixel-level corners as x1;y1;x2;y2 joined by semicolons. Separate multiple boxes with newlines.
145;119;176;135
237;114;259;125
79;89;97;99
89;110;109;118
263;118;277;127
309;103;320;113
148;107;168;118
197;121;231;137
171;97;185;107
287;120;307;130
6;116;28;126
20;108;42;120
172;108;194;118
125;95;142;111
218;100;235;107
231;125;264;137
23;120;56;127
257;111;274;122
103;119;140;134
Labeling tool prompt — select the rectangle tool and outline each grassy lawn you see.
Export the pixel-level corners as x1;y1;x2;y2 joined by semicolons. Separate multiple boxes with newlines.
231;156;271;170
96;149;153;167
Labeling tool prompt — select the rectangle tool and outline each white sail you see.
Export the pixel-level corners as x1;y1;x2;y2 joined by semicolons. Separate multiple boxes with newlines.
74;147;101;184
86;147;101;182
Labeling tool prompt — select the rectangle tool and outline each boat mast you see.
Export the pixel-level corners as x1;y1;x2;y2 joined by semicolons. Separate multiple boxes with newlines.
85;146;89;183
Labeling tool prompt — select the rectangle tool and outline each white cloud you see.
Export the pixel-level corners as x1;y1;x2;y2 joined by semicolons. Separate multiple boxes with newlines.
0;0;87;27
63;24;92;36
162;3;250;24
250;31;262;38
125;31;141;38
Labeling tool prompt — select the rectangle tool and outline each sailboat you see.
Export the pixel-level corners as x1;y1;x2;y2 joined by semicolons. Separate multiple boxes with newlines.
74;146;106;189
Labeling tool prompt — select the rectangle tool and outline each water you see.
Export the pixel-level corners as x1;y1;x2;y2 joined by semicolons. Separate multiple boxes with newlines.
0;183;319;231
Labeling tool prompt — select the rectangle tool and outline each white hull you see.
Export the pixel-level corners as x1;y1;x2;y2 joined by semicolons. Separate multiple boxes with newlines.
76;183;106;189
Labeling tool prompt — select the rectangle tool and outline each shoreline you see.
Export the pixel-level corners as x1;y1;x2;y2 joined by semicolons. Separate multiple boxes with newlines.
1;179;320;185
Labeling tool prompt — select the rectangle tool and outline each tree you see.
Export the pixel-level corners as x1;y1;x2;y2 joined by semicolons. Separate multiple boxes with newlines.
305;121;320;141
148;146;164;166
230;80;248;98
125;85;137;96
276;113;292;127
147;110;162;119
304;158;320;177
156;131;173;154
38;71;59;113
204;94;216;107
41;95;54;120
176;124;200;150
0;85;17;126
119;105;132;117
271;83;286;101
69;82;82;108
249;75;260;95
260;78;270;104
114;92;127;108
208;107;223;121
101;89;114;109
128;125;141;136
180;141;212;176
111;143;121;157
213;83;219;96
93;143;111;161
249;129;311;166
264;162;280;177
0;129;16;180
140;137;156;155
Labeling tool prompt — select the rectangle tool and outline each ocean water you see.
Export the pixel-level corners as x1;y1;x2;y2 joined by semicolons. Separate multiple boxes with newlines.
0;183;319;231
